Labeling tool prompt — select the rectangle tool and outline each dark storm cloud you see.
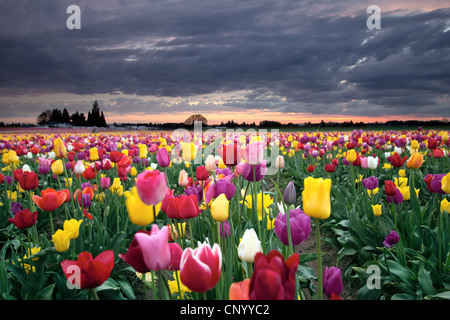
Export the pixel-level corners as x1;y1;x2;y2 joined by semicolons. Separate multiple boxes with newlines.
0;0;449;120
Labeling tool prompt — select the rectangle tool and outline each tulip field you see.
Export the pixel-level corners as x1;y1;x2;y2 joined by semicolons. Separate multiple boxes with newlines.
0;126;449;301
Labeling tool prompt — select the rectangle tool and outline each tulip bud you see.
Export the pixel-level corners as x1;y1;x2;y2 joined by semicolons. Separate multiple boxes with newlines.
205;155;217;172
323;266;343;299
275;155;284;169
211;193;229;222
283;181;296;205
178;169;189;187
238;228;262;263
73;160;86;175
51;159;64;176
156;147;171;167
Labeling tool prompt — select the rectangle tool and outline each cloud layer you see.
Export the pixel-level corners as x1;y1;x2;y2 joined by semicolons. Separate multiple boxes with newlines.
0;0;449;124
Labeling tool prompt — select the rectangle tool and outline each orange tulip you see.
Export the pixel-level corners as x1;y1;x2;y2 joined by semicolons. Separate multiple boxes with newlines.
229;279;250;300
406;153;424;169
32;188;67;212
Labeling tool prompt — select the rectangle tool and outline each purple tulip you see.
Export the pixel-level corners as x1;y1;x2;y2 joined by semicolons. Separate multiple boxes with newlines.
274;208;311;246
219;221;231;238
362;176;379;190
81;193;91;208
204;175;235;204
241;162;267;182
283;181;296;205
386;188;403;204
10;202;23;215
185;184;203;204
383;230;400;247
323;266;343;299
38;166;50;175
430;174;446;194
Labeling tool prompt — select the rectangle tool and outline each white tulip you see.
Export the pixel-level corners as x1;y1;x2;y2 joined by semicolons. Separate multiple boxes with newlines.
238;228;262;263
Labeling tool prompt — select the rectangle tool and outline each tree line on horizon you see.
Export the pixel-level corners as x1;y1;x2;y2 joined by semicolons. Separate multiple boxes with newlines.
36;100;107;127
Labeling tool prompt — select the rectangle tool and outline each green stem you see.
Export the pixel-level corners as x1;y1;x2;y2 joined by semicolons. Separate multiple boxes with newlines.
92;288;99;300
315;218;323;300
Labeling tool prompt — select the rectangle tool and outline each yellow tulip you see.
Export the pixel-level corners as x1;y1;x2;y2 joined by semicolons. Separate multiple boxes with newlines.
2;150;19;164
346;149;357;163
241;192;273;220
211;193;229;222
441;173;450;194
51;159;64;176
52;229;71;252
63;219;83;240
367;188;379;197
371;204;382;216
182;142;196;162
64;177;72;187
89;147;99;161
394;177;408;188
440;198;450;213
138;144;148;159
399;186;410;201
53;137;67;158
302;177;331;219
410;140;420;150
130;167;137;177
124;187;161;226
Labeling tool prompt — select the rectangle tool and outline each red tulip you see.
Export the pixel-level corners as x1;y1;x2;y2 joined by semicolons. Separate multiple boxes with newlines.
109;151;124;163
432;148;444;158
387;152;407;167
324;163;336;172
180;242;222;293
248;250;299;300
61;250;115;290
8;209;38;229
166;194;199;219
196;165;209;181
168;242;183;271
32;188;67;212
307;164;316;173
384;180;398;196
220;143;241;167
135;170;168;206
81;166;96;180
119;230;151;273
161;188;174;213
13;169;39;190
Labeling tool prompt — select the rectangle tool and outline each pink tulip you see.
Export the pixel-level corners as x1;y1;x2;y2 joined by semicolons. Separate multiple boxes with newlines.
180;242;222;293
156;147;171;167
135;170;168;206
178;170;189;187
134;224;171;271
244;141;264;165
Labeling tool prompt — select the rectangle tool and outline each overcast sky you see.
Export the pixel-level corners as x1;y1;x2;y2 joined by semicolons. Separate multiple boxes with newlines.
0;0;449;125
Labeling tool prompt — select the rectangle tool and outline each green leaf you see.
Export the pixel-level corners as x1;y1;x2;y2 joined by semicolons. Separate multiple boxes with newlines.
391;293;416;300
116;277;136;300
337;247;356;260
35;283;55;300
356;284;380;300
418;264;437;296
424;291;450;300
